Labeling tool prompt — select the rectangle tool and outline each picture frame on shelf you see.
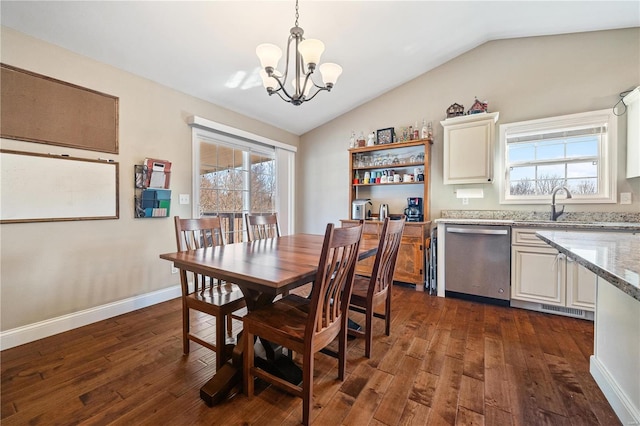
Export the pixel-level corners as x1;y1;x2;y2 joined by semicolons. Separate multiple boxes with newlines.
397;126;411;142
376;127;394;145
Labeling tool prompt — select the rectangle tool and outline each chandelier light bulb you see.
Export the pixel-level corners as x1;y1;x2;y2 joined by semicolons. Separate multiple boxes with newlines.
256;43;282;70
319;63;343;86
259;69;278;90
298;39;325;68
291;77;312;97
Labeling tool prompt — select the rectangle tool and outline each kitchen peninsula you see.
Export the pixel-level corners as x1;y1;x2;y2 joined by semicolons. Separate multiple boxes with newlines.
536;231;640;425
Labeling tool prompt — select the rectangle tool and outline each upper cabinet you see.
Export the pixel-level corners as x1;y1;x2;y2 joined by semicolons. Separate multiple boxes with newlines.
441;112;499;185
624;87;640;178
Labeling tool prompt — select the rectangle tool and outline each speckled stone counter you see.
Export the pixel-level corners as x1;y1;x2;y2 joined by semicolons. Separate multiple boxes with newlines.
438;210;640;231
435;217;640;231
536;231;640;302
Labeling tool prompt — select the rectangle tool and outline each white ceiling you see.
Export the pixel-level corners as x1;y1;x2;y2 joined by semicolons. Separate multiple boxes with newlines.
1;1;638;135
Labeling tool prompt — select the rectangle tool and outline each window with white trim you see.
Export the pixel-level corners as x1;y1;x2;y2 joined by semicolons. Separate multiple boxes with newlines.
189;116;296;241
499;109;617;204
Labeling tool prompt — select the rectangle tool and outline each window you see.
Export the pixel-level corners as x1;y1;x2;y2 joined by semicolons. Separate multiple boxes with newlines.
199;141;275;243
499;109;617;204
189;116;296;242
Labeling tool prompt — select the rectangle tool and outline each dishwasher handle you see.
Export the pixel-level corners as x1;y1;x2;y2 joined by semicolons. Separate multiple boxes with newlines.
446;227;509;235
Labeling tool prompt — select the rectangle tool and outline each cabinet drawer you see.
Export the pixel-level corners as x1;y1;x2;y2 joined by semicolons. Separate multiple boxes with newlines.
363;223;380;236
512;228;549;246
340;220;380;236
402;224;424;238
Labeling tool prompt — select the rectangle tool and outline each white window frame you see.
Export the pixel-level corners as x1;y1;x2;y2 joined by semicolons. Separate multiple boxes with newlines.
188;116;296;235
498;109;617;204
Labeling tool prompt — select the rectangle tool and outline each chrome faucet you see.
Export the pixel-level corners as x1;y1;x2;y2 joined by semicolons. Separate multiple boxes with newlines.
550;186;572;221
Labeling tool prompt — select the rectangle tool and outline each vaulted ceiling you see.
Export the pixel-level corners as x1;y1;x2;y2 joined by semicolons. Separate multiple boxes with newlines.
2;1;638;135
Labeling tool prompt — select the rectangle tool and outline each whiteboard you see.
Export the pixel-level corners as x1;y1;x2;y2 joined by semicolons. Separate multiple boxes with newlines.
0;150;119;223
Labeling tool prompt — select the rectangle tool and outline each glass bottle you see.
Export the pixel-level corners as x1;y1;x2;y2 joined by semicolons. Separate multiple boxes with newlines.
349;131;356;148
413;121;420;140
421;119;428;139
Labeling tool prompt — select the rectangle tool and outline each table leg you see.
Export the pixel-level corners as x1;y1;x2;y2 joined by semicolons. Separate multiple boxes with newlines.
199;288;304;405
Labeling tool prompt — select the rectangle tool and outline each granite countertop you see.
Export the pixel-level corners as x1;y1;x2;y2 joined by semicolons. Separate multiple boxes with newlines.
536;231;640;302
435;209;640;231
434;218;640;231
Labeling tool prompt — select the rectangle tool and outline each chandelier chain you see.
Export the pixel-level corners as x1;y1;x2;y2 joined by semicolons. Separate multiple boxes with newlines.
295;0;299;27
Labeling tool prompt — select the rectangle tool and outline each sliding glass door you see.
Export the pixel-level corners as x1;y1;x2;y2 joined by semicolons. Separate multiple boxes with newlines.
199;140;275;242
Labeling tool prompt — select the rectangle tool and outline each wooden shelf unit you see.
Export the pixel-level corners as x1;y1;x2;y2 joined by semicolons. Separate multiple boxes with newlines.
348;138;432;220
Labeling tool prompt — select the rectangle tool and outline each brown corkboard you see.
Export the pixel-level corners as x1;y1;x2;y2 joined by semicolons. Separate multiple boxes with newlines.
0;64;119;154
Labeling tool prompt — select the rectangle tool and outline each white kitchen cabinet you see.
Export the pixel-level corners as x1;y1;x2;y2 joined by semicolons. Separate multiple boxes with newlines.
511;228;595;317
511;244;565;305
440;112;499;184
566;258;597;309
624;86;640;178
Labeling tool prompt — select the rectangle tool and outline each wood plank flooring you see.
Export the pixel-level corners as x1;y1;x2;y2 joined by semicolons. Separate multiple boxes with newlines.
1;285;620;425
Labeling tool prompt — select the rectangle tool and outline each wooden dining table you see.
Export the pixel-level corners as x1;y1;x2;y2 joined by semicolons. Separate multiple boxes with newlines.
159;232;377;406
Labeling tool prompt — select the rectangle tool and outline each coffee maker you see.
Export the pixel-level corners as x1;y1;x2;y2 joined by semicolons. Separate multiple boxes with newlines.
404;197;423;222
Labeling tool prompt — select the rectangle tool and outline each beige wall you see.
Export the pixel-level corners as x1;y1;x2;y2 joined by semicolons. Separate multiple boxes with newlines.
298;28;640;235
2;26;639;334
0;27;299;331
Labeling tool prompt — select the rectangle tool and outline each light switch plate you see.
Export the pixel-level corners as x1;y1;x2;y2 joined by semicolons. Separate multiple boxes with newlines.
179;194;190;205
620;192;632;204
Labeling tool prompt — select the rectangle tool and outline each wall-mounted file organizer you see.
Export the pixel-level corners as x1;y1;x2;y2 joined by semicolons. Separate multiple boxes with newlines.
134;162;171;218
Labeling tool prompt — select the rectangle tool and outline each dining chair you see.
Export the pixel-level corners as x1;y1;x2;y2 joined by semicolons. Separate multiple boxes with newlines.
245;213;281;242
348;217;405;358
174;216;246;370
243;222;364;426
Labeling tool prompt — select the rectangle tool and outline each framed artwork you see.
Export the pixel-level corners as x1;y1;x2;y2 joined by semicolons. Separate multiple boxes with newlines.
376;127;394;145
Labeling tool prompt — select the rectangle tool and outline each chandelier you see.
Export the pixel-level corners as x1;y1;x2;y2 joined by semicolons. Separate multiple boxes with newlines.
256;0;342;106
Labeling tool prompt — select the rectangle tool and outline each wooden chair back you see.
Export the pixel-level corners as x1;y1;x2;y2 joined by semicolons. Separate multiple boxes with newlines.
245;213;281;242
175;216;226;251
173;216;245;365
306;222;364;346
368;218;405;298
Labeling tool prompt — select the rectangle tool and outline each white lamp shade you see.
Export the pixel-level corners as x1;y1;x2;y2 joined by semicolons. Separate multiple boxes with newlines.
298;39;324;66
291;77;312;96
319;63;343;85
259;69;278;90
256;43;282;69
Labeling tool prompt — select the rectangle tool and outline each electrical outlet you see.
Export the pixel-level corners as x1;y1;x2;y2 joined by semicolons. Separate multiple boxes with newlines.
620;192;632;205
171;266;179;274
462;198;469;205
179;194;190;205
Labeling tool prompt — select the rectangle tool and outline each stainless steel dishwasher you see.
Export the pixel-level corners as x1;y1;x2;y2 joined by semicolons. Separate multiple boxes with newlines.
444;224;511;306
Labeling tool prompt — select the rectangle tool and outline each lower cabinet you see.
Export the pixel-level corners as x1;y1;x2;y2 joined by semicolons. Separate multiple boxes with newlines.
340;220;429;288
511;228;595;313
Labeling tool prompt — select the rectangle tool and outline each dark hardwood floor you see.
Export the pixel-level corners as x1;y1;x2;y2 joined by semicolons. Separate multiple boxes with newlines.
1;285;620;425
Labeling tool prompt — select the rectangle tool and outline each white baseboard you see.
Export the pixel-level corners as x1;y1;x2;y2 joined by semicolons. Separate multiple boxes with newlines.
0;285;181;351
590;355;640;425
